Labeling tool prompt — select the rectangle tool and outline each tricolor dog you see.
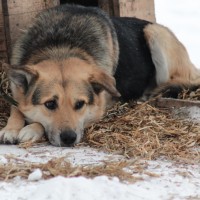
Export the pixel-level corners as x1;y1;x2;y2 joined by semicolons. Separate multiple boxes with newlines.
0;4;199;146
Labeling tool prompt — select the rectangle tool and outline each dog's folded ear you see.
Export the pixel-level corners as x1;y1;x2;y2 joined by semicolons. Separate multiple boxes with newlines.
3;63;38;94
89;69;121;97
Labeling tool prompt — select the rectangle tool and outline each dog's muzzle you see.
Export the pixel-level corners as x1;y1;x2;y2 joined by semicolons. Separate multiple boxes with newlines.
60;130;77;146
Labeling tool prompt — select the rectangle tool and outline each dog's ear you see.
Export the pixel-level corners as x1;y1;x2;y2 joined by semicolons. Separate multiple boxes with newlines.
89;69;121;97
3;63;38;94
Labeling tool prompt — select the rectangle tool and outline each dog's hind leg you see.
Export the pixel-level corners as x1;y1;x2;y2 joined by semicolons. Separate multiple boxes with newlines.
144;23;200;86
0;106;25;144
144;24;170;85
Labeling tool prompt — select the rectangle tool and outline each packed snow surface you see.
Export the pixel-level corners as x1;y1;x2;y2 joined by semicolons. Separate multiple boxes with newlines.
0;145;200;200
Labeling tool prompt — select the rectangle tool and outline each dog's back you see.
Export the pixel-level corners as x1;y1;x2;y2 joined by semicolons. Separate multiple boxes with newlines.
112;17;155;100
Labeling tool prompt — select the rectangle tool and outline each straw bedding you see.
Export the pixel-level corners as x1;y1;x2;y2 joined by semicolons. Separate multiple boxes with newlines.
0;61;200;181
178;87;200;101
83;101;200;162
0;157;144;182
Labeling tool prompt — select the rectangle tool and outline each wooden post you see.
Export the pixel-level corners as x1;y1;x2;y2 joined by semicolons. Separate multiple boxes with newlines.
0;0;8;61
99;0;155;22
119;0;156;22
2;0;60;60
99;0;120;16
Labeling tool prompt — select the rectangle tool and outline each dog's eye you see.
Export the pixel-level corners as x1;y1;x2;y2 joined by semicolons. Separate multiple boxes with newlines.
74;100;85;110
44;100;57;110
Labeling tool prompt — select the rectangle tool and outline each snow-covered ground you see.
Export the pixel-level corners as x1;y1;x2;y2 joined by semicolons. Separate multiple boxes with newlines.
0;145;200;200
1;1;200;200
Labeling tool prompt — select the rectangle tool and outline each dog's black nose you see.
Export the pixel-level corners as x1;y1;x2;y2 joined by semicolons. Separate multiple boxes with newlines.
60;130;77;146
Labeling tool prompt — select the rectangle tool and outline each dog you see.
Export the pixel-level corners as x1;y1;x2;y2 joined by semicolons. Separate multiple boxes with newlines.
0;4;199;146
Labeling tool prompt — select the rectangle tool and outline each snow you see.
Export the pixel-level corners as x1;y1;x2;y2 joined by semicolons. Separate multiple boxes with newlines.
0;155;8;164
187;107;200;122
0;145;200;200
174;106;200;123
0;145;123;165
1;1;200;200
2;175;197;200
28;169;43;181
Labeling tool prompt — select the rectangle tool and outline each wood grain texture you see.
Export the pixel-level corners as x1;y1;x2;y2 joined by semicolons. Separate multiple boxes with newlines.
119;0;156;22
99;0;155;21
3;0;59;59
153;98;200;109
0;0;8;61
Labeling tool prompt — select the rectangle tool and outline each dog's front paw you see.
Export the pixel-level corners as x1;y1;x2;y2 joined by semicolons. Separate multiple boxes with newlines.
17;123;44;143
0;128;20;144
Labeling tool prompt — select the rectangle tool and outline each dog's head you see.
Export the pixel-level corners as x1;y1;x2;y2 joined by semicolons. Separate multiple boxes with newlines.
6;58;120;146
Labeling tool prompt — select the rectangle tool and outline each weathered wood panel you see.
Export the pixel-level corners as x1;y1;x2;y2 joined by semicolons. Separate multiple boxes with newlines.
0;0;8;61
0;21;7;52
99;0;155;22
119;0;155;22
4;0;59;15
153;98;200;109
99;0;120;16
0;10;6;52
3;0;59;59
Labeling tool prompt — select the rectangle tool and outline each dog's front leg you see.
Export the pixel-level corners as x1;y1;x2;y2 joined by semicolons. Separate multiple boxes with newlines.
0;106;25;144
0;107;44;144
18;123;44;143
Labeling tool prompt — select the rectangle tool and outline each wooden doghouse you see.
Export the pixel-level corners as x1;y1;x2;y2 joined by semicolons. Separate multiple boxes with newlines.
0;0;155;62
0;0;60;62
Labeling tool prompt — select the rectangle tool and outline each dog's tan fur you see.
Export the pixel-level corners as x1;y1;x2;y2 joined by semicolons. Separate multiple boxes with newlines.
144;24;200;85
1;58;119;146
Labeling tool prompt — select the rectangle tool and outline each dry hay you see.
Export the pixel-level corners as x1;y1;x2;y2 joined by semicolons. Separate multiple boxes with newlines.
0;157;147;182
84;102;200;162
178;87;200;101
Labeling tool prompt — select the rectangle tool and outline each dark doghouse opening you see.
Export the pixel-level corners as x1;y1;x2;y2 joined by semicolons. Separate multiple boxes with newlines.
60;0;98;7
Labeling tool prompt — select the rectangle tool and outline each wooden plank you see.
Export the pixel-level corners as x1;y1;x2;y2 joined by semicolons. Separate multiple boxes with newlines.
3;0;59;60
99;0;155;21
153;98;200;109
4;12;42;51
0;0;8;61
99;0;113;15
3;0;59;15
119;0;156;22
0;0;2;13
98;0;119;16
112;0;120;16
